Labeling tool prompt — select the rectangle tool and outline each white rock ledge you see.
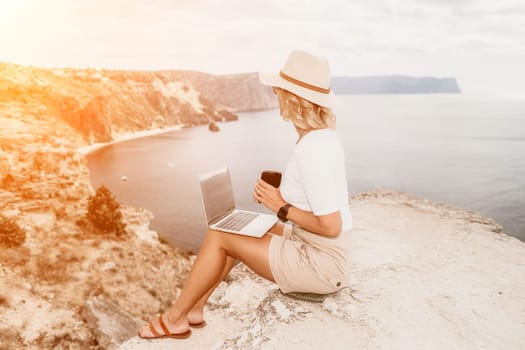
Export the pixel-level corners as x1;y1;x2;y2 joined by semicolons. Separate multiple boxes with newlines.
120;189;525;350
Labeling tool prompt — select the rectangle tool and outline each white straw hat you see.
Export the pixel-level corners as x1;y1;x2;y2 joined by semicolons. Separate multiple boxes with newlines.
258;50;338;108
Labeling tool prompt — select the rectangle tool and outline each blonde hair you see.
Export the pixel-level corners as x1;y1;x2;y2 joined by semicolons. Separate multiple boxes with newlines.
274;87;336;130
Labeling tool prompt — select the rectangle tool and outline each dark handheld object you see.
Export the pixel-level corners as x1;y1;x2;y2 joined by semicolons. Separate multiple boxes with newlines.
261;170;282;188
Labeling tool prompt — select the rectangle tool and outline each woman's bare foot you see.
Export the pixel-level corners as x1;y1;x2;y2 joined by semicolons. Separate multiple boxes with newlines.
138;313;190;339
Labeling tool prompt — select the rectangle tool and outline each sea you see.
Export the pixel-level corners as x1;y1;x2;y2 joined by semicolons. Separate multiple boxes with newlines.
86;94;525;252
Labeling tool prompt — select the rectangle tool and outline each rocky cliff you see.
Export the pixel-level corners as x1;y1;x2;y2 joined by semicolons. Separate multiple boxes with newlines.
0;62;248;145
0;70;195;347
120;190;525;350
176;71;278;111
0;62;273;349
0;61;239;231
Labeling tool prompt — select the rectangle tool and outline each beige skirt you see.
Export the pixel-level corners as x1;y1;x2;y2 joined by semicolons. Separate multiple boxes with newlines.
269;224;351;294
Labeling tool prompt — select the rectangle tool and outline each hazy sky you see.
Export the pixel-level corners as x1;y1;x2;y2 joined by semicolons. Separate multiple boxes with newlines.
0;0;524;97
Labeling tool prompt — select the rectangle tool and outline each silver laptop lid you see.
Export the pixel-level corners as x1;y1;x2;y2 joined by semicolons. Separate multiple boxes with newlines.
199;166;236;225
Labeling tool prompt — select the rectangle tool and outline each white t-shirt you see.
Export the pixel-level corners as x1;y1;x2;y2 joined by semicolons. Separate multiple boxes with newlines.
280;128;353;231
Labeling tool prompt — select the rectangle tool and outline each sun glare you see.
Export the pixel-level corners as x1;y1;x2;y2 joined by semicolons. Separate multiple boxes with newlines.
0;0;37;43
0;1;25;22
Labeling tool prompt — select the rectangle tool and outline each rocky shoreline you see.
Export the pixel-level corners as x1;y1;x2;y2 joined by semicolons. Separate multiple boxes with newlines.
0;61;277;240
77;125;184;156
1;63;524;349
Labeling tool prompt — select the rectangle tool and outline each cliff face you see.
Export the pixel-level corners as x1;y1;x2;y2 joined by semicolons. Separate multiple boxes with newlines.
0;80;196;348
0;101;90;221
0;106;195;348
0;63;239;145
176;71;278;112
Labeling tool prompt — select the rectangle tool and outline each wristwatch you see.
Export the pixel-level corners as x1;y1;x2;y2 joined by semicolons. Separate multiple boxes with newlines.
277;203;294;222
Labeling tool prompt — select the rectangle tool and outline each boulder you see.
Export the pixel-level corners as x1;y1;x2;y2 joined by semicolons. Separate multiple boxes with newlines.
82;297;144;350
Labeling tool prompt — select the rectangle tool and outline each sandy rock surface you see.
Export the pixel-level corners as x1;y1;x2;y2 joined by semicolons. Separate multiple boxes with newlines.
121;189;525;350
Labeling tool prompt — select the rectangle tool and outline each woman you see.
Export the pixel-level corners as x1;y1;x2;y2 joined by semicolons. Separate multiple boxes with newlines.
138;49;352;339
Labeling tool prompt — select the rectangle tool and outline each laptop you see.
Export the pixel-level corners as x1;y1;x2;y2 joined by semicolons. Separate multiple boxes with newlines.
199;166;277;237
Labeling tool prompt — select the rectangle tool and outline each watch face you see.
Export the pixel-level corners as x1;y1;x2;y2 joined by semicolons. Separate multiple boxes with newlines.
278;204;292;222
277;208;286;221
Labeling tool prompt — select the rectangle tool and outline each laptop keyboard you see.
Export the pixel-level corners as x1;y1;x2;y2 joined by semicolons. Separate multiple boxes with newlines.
215;211;258;232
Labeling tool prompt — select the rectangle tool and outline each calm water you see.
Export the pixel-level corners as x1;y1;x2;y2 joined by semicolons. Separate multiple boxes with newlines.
87;94;525;252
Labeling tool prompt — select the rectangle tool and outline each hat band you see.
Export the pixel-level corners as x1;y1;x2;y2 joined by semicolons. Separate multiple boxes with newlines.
279;71;331;94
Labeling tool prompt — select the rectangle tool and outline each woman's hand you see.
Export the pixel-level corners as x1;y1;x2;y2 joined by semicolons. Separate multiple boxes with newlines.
254;179;342;237
253;179;287;213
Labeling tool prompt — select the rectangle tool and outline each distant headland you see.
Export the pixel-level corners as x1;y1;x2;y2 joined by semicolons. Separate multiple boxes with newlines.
331;75;461;94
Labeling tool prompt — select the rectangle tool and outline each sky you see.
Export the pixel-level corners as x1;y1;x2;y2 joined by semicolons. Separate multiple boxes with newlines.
0;0;524;97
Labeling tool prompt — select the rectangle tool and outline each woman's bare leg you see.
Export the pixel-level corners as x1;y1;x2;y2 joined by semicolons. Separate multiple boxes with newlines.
186;223;285;324
186;255;237;324
138;228;275;337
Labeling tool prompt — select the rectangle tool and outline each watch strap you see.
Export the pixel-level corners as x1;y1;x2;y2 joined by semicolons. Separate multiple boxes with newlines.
277;203;294;222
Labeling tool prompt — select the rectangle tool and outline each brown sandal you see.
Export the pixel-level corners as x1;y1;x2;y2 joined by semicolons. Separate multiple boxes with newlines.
138;315;192;339
189;320;207;328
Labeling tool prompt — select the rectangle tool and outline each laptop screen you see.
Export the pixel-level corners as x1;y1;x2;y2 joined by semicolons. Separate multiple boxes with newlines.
199;166;236;225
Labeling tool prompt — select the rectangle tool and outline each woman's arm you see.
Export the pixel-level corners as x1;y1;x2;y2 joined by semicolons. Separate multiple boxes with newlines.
286;206;341;237
254;179;342;238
